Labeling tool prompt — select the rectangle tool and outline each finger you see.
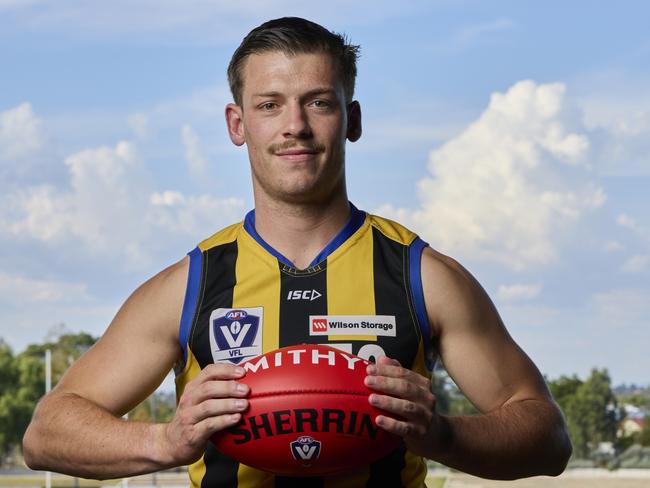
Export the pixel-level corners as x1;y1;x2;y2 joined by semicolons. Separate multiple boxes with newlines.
186;397;249;424
367;362;431;390
365;374;433;404
374;414;428;438
369;393;433;423
190;378;250;405
198;363;247;382
376;355;401;367
193;412;244;441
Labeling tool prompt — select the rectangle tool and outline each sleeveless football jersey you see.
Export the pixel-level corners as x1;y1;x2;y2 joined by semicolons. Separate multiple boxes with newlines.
175;203;437;488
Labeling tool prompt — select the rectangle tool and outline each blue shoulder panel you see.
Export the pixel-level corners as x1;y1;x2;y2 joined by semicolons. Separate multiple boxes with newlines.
409;237;434;371
178;246;203;367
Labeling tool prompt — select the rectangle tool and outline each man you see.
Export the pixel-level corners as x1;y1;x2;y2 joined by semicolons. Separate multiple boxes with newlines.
23;17;572;487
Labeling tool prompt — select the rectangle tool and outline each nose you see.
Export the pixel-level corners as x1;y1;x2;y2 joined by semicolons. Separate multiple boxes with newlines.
283;102;312;139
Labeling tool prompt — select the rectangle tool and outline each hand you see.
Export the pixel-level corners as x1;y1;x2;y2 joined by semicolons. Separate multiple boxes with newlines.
162;363;249;465
364;356;443;458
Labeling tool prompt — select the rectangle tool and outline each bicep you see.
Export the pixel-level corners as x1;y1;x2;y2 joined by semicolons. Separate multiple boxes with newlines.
422;249;551;413
53;257;188;415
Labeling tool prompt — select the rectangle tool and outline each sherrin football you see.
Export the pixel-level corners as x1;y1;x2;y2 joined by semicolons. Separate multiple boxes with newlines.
211;344;401;476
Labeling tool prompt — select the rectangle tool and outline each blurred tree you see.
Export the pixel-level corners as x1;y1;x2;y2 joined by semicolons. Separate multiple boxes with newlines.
548;374;582;414
431;366;451;414
0;332;97;465
564;369;622;459
129;392;176;423
639;419;650;447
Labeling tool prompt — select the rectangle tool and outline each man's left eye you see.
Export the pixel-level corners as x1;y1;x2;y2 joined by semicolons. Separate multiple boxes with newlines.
312;100;329;108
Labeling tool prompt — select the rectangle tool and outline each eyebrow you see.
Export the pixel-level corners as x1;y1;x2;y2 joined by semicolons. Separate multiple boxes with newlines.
251;88;338;99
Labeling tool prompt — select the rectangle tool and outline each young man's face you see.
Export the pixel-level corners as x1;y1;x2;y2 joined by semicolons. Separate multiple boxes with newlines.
226;50;360;205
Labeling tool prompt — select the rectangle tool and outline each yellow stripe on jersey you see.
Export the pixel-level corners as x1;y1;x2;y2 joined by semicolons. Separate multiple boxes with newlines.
198;222;241;251
367;214;418;246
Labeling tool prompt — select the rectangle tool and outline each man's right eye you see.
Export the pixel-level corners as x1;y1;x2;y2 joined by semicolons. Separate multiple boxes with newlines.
260;102;277;110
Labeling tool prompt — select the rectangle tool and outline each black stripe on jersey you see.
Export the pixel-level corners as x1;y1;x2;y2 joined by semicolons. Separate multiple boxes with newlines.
371;228;418;369
190;241;238;370
191;241;241;488
275;475;324;488
276;261;328;487
201;443;239;488
366;441;407;488
278;260;328;348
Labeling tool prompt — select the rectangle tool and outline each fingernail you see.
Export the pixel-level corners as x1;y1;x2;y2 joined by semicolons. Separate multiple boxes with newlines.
365;376;375;386
369;394;379;405
236;383;248;393
230;413;241;422
234;367;245;376
235;399;246;409
367;364;376;374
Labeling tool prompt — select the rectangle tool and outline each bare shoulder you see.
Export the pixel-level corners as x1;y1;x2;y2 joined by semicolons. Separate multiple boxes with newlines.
53;256;190;414
420;247;492;337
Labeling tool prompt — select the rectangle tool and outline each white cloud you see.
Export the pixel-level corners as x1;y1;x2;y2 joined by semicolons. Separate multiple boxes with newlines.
127;112;151;140
497;283;542;302
377;80;605;269
0;103;44;159
0;271;90;305
577;76;650;177
604;240;624;252
149;192;244;236
591;288;650;330
452;17;514;49
0;1;428;44
622;254;649;273
2;136;245;269
0;102;50;180
617;213;649;240
181;124;210;183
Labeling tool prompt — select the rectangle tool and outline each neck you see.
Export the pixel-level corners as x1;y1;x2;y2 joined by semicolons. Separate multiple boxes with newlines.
253;192;351;269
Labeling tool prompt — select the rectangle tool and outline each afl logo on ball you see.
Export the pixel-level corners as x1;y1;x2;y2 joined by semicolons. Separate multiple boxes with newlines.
209;307;263;364
290;436;321;464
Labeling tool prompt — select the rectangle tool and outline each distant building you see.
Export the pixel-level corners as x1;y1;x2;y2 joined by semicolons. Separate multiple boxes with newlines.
619;417;646;438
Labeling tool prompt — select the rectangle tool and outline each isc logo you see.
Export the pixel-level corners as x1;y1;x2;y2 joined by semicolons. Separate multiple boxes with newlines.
287;290;322;301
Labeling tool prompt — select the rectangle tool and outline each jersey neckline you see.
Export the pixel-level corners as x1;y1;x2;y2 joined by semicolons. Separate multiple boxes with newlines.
243;202;367;270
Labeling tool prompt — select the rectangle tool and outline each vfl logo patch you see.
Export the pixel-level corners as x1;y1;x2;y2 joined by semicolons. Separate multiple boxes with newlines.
209;307;263;364
309;315;397;337
290;436;321;464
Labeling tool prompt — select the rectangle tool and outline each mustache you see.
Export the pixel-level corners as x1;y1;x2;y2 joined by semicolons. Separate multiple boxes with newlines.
268;140;326;154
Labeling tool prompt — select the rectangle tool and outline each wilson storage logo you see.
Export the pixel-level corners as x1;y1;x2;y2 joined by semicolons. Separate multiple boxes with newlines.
309;315;396;337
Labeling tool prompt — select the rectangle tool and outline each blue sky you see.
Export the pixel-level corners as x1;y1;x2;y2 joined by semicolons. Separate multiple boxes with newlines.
1;1;649;387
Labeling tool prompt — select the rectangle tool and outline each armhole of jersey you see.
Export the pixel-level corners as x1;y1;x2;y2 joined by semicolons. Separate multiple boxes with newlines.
178;246;203;371
408;237;434;371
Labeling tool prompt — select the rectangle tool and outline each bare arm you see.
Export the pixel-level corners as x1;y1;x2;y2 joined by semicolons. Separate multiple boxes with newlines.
366;248;571;479
22;258;249;479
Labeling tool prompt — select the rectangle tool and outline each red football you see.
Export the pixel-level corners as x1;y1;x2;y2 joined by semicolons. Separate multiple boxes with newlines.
211;344;400;476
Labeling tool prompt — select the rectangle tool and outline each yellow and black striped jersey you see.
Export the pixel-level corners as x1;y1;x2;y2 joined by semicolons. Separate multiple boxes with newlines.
175;203;436;488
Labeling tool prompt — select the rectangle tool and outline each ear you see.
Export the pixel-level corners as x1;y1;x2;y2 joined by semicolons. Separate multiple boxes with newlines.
346;101;362;142
225;103;246;146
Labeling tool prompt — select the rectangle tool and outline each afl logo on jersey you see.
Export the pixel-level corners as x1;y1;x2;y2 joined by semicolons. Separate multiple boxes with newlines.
226;310;248;320
209;307;263;364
